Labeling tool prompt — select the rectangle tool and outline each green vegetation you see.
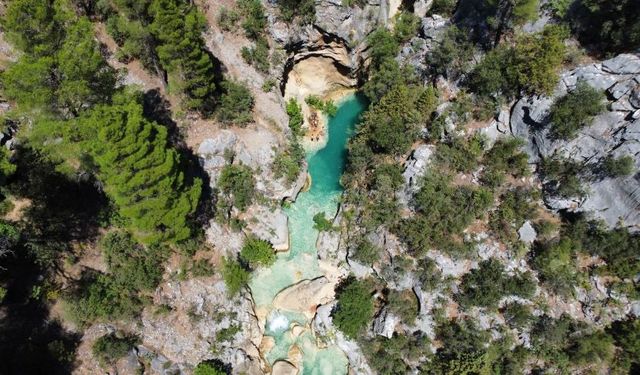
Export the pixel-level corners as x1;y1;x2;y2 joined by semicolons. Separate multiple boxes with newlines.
434;134;485;173
393;12;420;43
351;239;380;265
313;212;335;232
305;96;337;117
240;237;276;268
481;138;530;188
502;302;535;328
286;99;304;137
216;80;255;126
599;155;635;178
277;0;316;25
194;361;226;375
222;257;250;296
237;0;267;39
469;25;567;98
428;26;474;79
457;259;536;309
217;6;240;31
531;237;579;296
548;81;605;140
489;188;538;243
273;140;304;183
241;38;270;73
88;97;202;244
361;333;429;374
398;172;492;257
92;333;138;365
217;164;255;212
333;279;374;338
571;0;640;53
540;155;586;198
429;0;457;16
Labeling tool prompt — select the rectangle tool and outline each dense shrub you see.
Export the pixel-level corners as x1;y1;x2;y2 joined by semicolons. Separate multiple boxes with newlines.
361;333;429;375
393;12;420;43
428;26;474;79
540;155;586;198
237;0;267;39
240;237;276;268
217;164;255;211
609;318;640;372
398;172;493;256
501;302;535;328
571;0;640;54
272;139;304;183
489;188;538;243
277;0;315;24
194;361;226;375
217;6;240;31
333;279;374;338
481;138;529;187
351;239;380;265
286;98;304;137
469;25;566;98
530;238;579;296
92;333;138;364
434;135;485;173
221;257;250;296
598;155;635;178
241;38;270;73
548;81;605;140
216;80;254;126
457;259;536;308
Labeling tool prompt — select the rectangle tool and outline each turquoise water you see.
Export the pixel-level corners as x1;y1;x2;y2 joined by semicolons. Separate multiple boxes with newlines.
248;94;367;373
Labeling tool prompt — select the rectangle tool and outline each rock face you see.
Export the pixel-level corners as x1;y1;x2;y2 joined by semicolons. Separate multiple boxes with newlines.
271;360;298;375
518;221;537;244
510;53;640;231
245;205;290;251
140;279;263;374
272;277;335;319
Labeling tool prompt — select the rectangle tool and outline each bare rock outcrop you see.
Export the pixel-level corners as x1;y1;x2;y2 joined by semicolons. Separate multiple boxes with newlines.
509;53;640;231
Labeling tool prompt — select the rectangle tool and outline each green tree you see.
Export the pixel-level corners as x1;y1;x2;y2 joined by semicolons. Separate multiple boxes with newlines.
313;212;334;231
531;238;579;296
569;331;615;365
2;0;67;57
222;257;250;296
237;0;267;39
217;164;255;211
194;361;226;375
92;333;138;365
333;279;374;338
571;0;640;54
428;26;474;79
150;0;218;112
278;0;315;24
216;80;255;126
393;12;420;43
599;155;635;178
87;97;202;244
549;81;604;140
240;237;276;268
286;98;304;137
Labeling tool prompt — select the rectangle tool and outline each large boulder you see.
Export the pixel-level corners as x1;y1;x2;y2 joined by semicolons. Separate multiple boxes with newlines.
245;205;290;251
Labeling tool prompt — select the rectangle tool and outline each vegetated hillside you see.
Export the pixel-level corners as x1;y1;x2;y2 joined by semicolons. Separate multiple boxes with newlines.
0;0;638;374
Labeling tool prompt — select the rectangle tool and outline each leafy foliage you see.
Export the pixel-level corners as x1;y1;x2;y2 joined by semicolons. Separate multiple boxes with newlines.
333;279;374;338
428;26;474;79
87;97;202;244
240;237;275;268
92;333;138;364
571;0;640;54
540;155;586;198
489;188;538;243
598;155;635;178
312;212;334;232
398;172;493;257
530;238;579;296
217;164;255;211
216;80;255;126
221;257;250;296
277;0;315;25
481;138;529;187
469;25;567;98
194;361;226;375
237;0;267;39
548;81;605;140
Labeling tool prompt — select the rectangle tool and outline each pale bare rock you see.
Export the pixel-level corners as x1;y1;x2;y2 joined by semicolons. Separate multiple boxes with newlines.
272;277;335;320
271;360;298;375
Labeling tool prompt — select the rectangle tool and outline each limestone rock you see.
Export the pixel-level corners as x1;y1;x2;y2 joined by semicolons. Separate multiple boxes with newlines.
518;221;537;244
372;307;399;338
272;277;335;319
245;205;290;251
602;54;640;74
413;0;433;17
272;360;298;375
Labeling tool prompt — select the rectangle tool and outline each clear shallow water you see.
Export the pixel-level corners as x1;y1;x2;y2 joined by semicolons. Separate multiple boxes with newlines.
248;94;367;373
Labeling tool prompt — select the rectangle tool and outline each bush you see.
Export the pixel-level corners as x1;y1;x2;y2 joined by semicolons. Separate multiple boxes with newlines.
221;257;250;296
434;134;485;173
540;155;586;198
194;361;226;375
240;237;275;268
278;0;315;24
469;25;567;98
217;6;240;31
398;172;493;256
489;188;538;244
305;95;337;117
598;155;635;178
530;238;579;296
237;0;266;39
481;138;529;187
351;239;380;265
571;0;640;54
217;164;255;211
569;331;615;365
272;139;304;183
216;80;254;126
393;12;420;43
286;98;304;137
501;302;535;328
240;38;270;73
92;333;138;364
313;212;334;232
333;279;374;338
428;26;474;79
457;259;535;309
429;0;457;16
387;289;419;324
548;81;605;140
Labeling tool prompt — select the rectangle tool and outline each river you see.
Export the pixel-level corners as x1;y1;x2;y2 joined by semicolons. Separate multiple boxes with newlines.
248;93;367;374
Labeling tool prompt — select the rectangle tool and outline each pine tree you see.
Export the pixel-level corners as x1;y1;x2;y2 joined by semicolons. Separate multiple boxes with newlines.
86;97;202;244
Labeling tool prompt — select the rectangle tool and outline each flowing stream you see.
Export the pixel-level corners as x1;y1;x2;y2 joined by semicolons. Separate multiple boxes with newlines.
248;94;367;374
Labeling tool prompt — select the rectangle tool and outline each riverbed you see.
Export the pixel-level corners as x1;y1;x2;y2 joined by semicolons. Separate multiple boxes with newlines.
248;94;367;374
